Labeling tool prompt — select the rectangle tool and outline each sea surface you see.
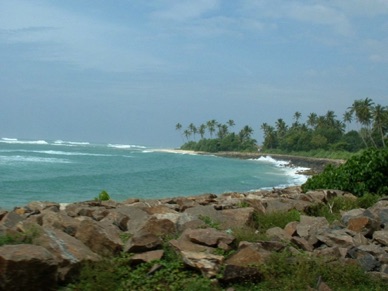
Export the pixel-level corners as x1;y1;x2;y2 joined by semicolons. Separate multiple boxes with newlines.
0;138;308;210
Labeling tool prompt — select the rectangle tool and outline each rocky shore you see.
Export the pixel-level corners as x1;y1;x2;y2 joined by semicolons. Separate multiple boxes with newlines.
213;151;345;173
1;186;388;290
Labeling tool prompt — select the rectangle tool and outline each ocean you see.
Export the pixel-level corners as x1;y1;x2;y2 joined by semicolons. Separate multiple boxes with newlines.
0;138;308;210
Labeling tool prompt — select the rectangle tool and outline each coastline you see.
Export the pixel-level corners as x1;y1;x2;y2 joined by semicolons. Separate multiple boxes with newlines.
155;148;345;174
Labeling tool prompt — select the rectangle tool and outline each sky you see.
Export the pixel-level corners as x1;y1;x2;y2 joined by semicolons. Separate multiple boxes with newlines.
1;0;387;147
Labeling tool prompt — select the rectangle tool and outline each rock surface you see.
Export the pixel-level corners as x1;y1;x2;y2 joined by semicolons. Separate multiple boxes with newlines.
0;186;388;289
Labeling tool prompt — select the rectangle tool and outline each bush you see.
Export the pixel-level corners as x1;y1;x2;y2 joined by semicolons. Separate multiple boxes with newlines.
95;190;110;201
302;148;388;196
253;209;301;233
254;250;388;290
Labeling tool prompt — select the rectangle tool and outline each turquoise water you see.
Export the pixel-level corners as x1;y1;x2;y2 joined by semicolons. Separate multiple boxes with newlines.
0;138;307;210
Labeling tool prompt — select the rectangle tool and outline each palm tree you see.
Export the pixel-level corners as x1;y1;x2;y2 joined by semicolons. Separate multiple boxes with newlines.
292;111;302;129
343;111;353;131
372;104;388;147
325;110;336;127
188;123;198;141
198;124;207;139
239;125;253;142
183;129;191;141
217;123;229;139
227;119;235;129
348;98;376;147
275;118;288;138
307;113;318;129
175;123;184;142
206;120;217;138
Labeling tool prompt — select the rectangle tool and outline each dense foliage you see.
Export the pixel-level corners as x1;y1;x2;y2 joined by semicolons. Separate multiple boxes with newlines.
261;98;387;152
302;148;388;196
176;120;258;152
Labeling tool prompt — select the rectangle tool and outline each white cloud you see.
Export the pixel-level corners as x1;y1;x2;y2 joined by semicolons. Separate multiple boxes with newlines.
0;0;167;73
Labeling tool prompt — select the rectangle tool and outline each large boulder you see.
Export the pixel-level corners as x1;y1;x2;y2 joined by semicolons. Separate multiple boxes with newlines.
187;228;235;248
30;224;101;282
124;233;163;253
0;244;58;291
74;219;123;256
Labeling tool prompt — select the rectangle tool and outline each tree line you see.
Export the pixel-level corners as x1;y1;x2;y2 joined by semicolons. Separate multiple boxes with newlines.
261;98;387;152
175;119;257;152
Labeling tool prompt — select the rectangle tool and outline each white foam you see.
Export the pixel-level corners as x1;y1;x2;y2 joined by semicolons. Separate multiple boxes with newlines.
32;150;111;157
253;155;310;187
53;140;90;146
0;155;71;164
108;144;146;149
0;138;48;145
254;156;290;167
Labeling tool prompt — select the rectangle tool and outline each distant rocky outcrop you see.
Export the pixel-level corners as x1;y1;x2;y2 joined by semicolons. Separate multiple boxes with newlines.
1;187;388;289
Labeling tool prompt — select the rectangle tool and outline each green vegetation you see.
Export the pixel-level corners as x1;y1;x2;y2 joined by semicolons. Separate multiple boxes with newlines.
305;194;380;223
95;190;110;202
176;119;258;152
302;147;388;196
0;225;41;246
253;250;388;291
261;98;387;153
198;215;221;229
253;209;301;233
68;244;214;291
176;98;387;156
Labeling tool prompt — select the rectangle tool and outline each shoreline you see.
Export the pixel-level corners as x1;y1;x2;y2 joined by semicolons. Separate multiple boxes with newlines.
155;148;345;174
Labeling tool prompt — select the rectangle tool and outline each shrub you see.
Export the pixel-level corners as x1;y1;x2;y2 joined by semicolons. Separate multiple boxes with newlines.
302;148;388;196
95;190;110;202
254;250;388;290
253;209;301;233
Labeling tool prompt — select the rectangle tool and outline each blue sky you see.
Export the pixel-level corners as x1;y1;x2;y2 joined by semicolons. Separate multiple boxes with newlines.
1;0;387;147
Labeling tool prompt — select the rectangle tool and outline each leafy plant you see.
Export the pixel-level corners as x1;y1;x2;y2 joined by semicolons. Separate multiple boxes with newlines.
198;215;221;230
95;190;110;202
302;148;388;196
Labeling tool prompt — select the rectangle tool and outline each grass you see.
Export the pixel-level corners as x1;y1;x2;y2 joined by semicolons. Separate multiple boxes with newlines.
253;209;301;233
0;225;41;246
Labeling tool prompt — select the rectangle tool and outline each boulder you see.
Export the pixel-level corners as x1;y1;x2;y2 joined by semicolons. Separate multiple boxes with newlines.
296;216;329;245
40;210;80;236
222;243;269;284
116;206;150;235
266;227;292;242
0;244;58;291
169;229;215;253
316;229;354;248
373;230;388;246
219;207;256;229
74;219;123;256
347;216;380;236
131;250;164;265
187;228;235;247
347;247;381;272
181;251;224;278
31;225;101;282
124;233;162;253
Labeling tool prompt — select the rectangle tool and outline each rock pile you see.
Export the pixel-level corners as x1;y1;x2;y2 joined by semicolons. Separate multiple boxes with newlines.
1;187;388;289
